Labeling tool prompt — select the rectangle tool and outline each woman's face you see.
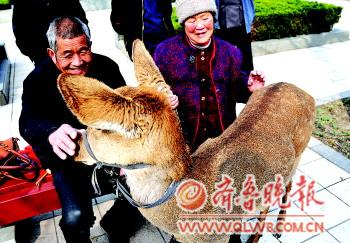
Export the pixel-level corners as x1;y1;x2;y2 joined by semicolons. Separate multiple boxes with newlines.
184;12;214;47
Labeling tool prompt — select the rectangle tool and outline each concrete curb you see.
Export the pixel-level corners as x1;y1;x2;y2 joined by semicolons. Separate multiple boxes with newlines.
252;28;349;56
316;90;350;106
309;137;350;174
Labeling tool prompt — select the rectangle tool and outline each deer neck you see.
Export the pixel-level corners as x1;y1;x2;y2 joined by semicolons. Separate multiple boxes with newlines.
124;166;175;205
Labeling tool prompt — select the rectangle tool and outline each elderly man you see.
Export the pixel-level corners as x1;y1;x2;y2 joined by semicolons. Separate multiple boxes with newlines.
19;16;144;243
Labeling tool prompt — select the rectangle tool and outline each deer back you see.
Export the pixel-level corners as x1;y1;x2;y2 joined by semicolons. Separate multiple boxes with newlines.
189;82;316;211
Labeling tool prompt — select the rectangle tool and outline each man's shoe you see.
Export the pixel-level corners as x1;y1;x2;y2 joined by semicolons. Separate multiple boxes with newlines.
229;234;242;243
100;215;129;243
100;196;146;243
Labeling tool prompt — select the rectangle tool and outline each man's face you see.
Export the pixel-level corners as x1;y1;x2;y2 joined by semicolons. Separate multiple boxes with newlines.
48;35;92;76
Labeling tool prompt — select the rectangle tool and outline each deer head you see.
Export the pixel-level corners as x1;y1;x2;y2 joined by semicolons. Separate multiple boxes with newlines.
57;40;190;181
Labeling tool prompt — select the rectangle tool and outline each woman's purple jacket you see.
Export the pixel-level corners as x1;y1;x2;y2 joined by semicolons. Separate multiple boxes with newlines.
153;34;252;147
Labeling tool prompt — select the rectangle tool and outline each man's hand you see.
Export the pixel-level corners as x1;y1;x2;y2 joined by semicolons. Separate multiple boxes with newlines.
48;124;83;160
247;70;266;92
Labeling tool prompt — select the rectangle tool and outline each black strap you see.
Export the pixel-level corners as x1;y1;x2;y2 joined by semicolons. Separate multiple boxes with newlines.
116;179;180;209
81;130;151;170
81;130;179;207
81;130;151;195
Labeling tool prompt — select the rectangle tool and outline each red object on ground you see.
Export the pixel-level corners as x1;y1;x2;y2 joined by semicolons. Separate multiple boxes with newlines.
19;145;41;164
0;158;61;226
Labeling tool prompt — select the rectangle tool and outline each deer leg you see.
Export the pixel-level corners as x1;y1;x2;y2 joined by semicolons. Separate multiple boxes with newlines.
274;180;292;238
169;235;181;243
247;207;269;243
277;180;292;221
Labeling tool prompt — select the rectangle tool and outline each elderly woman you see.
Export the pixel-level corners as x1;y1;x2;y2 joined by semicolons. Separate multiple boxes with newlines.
153;0;265;152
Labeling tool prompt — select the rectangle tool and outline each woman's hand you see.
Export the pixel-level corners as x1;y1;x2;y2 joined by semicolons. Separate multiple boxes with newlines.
247;70;266;92
168;94;179;109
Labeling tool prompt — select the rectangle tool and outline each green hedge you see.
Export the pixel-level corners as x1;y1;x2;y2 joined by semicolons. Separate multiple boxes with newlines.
171;0;342;41
0;0;10;5
0;0;11;10
253;0;343;41
171;7;181;32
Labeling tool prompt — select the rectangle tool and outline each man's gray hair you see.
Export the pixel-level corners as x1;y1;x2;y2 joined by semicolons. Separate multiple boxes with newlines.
46;16;91;52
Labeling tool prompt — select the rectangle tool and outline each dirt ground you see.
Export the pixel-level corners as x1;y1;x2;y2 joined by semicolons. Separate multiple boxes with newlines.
312;97;350;159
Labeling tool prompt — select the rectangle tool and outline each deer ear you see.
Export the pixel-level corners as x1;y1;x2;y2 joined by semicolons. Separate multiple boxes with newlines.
57;73;119;127
132;39;171;94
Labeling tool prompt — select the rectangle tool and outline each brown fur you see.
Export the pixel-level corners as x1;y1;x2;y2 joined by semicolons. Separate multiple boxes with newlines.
57;40;315;243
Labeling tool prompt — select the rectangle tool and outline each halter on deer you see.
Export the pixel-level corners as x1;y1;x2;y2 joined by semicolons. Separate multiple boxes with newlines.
57;40;315;243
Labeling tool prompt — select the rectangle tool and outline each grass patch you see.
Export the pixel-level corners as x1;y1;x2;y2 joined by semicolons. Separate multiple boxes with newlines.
313;97;350;159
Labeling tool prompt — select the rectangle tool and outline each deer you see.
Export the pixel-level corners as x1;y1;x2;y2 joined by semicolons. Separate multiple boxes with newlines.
56;39;316;243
